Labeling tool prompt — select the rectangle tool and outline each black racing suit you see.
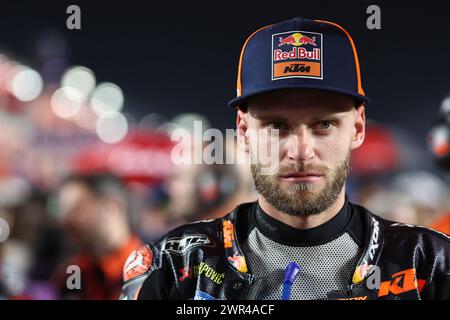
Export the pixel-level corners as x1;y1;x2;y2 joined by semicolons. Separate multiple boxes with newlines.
120;200;450;300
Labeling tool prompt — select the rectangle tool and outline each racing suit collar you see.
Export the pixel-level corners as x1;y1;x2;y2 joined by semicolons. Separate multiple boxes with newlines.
350;211;385;285
254;198;352;246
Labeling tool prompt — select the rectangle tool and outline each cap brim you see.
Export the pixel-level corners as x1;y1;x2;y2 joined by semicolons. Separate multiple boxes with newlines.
228;85;370;108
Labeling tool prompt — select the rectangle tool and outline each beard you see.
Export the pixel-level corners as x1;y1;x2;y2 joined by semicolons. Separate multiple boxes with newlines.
251;151;350;216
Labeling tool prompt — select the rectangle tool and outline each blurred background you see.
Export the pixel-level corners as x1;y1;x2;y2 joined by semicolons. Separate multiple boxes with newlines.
0;0;449;299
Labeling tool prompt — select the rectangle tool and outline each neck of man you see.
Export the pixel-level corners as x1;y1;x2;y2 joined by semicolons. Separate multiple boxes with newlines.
257;187;346;230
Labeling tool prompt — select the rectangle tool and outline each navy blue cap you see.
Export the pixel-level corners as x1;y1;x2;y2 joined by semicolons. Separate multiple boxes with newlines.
228;17;370;108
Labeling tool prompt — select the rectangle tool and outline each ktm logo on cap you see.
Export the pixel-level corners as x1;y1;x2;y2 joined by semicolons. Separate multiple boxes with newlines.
272;30;323;80
283;63;311;73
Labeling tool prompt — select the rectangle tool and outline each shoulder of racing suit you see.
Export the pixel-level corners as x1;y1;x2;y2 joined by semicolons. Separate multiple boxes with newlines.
373;217;450;300
120;201;450;300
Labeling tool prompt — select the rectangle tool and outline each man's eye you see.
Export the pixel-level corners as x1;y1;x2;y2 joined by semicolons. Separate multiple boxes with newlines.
316;120;333;130
267;122;287;130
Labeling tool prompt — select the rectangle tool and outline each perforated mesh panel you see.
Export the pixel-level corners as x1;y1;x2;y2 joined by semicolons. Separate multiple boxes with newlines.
242;229;361;300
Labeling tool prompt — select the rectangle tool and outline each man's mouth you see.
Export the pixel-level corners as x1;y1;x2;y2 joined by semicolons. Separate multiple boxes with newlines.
279;171;324;182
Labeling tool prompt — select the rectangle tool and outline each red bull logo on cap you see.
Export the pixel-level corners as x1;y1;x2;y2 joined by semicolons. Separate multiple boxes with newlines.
272;30;323;80
278;32;317;47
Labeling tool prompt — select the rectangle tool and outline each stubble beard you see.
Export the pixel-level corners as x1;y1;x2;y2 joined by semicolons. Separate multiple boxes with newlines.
251;150;350;216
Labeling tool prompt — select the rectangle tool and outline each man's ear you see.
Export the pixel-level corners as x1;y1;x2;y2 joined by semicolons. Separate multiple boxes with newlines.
236;109;250;153
350;104;366;151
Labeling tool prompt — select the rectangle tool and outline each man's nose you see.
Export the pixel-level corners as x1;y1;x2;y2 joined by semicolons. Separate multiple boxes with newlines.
286;128;314;162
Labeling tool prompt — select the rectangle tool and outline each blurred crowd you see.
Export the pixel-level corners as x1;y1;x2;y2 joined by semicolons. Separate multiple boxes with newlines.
0;35;449;300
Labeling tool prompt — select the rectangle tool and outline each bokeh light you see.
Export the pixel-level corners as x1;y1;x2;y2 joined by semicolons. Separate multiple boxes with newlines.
61;66;96;102
51;87;83;118
10;66;43;102
96;111;128;143
0;217;10;243
90;82;124;116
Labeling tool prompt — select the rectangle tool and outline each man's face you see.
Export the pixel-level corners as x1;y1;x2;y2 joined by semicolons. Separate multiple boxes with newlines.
237;89;365;216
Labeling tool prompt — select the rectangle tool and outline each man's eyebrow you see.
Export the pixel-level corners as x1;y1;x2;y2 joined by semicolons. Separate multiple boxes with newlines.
254;113;344;122
251;109;349;123
310;114;344;121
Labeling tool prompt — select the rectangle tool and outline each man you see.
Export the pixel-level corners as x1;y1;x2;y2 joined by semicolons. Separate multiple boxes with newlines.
53;174;141;299
121;17;450;300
